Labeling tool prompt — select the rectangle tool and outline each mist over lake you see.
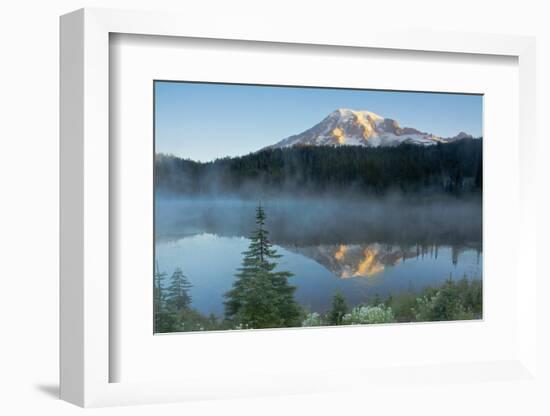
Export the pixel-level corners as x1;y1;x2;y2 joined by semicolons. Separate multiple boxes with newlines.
155;195;482;318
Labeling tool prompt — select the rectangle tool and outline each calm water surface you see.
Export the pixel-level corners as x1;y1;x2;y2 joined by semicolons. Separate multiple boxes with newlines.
155;197;482;317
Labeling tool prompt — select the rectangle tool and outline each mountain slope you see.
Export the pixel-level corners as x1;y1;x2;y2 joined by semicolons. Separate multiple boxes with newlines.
271;108;473;148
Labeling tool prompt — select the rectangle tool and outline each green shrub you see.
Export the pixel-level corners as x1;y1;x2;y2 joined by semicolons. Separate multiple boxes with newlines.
342;305;395;325
302;312;324;327
414;278;482;322
385;292;418;322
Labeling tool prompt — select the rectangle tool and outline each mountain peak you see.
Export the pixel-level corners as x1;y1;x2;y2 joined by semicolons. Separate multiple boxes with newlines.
330;108;384;122
271;109;472;149
452;131;474;140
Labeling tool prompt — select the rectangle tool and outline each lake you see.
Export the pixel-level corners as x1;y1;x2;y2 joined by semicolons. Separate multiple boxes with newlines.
155;197;482;318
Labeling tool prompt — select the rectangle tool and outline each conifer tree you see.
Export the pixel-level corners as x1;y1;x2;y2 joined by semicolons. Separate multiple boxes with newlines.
224;203;301;328
328;292;348;325
166;267;193;311
154;262;179;333
154;261;166;321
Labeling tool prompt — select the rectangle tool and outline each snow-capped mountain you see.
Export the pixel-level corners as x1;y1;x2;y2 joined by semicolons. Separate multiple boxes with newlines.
271;108;473;148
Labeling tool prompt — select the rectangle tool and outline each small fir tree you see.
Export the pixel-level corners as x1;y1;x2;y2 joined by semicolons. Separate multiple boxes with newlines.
166;267;193;311
154;262;179;333
224;203;301;328
328;292;348;325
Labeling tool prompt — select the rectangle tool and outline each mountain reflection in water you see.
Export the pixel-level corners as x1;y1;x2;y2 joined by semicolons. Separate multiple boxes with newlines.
284;243;481;280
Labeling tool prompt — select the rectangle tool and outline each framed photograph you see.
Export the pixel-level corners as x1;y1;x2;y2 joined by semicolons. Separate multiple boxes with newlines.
60;8;538;407
152;81;483;334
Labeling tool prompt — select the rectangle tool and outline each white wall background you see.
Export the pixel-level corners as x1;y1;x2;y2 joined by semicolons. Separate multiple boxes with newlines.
0;0;548;415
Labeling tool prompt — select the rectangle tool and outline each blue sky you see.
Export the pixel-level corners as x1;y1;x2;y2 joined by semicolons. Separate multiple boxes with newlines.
155;81;483;161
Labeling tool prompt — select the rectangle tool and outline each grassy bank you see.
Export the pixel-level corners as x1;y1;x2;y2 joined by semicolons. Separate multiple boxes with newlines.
155;276;482;333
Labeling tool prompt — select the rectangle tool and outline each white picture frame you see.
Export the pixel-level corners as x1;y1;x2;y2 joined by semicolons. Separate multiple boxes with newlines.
60;7;538;407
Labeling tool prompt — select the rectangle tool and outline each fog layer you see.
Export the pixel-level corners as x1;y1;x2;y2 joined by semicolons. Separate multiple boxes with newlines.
155;195;482;250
